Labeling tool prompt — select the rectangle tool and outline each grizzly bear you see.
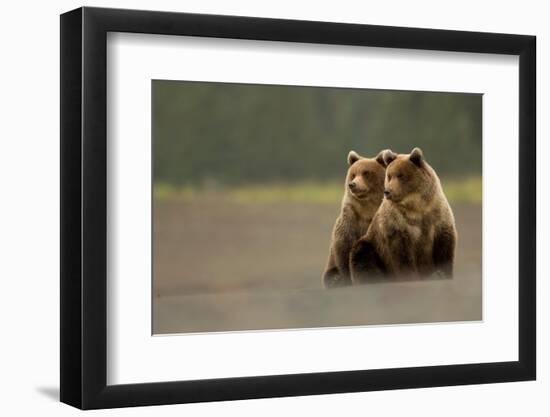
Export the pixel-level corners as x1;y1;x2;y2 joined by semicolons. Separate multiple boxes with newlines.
350;147;457;282
323;150;387;288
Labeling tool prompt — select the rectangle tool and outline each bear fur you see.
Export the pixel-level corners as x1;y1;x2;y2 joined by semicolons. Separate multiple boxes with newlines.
350;147;457;282
323;150;387;288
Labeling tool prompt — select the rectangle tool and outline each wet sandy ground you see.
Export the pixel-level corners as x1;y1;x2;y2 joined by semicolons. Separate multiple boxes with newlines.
153;199;481;334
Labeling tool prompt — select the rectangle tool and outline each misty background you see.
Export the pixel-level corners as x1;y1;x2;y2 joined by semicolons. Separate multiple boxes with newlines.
153;81;481;187
152;80;482;334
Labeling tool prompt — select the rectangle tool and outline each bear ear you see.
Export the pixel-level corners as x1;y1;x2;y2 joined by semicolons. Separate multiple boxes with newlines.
409;147;424;166
375;149;393;167
347;150;362;165
383;150;398;166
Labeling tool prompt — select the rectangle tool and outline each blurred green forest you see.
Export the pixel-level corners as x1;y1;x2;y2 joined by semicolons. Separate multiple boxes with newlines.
153;80;481;188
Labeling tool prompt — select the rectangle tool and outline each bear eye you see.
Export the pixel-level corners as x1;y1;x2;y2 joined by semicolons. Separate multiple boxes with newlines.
351;173;356;179
362;170;370;177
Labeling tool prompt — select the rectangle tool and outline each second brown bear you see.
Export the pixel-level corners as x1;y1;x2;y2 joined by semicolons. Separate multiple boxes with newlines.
323;150;386;288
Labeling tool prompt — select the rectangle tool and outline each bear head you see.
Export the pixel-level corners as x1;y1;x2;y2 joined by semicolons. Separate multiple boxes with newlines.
382;147;437;205
345;150;387;201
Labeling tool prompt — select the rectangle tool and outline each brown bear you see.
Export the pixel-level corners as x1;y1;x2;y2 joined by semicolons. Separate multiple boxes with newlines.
323;150;387;288
350;147;457;282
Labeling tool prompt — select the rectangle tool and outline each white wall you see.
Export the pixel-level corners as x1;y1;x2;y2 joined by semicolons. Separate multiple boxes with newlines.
0;0;545;415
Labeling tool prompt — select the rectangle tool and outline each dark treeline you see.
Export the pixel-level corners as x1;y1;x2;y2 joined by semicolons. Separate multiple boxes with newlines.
153;80;482;186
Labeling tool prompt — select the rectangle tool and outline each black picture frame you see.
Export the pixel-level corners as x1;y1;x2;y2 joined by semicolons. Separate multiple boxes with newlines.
60;6;536;410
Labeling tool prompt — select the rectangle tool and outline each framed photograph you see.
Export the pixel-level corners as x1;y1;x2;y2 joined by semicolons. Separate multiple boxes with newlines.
60;6;536;409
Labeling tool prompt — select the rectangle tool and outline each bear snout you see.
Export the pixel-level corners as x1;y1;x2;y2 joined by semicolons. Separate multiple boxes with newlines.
348;182;357;190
